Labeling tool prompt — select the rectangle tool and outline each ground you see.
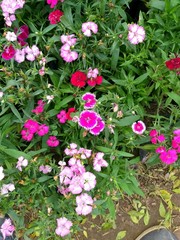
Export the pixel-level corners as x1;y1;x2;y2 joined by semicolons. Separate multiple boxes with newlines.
75;164;180;240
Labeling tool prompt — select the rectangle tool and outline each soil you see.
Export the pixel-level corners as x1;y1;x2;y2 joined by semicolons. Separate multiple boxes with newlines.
75;164;180;240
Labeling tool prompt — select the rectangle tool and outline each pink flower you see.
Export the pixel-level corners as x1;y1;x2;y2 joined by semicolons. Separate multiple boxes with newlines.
149;129;158;137
87;68;99;78
173;129;180;135
0;218;15;239
0;183;15;195
89;116;105;135
25;45;40;61
157;134;166;142
16;156;28;171
132;121;146;135
47;0;58;8
172;136;180;153
21;129;34;141
128;23;145;45
159;149;178;165
82;92;97;109
155;146;166;154
82;22;98;37
93;152;108;171
24;119;39;133
32;100;45;115
68;176;83;194
60;44;78;62
78;110;98;130
39;165;52;174
57;110;68;123
55;217;72;237
14;49;25;63
46;136;60;147
76;193;93;215
149;130;166;144
2;45;16;60
59;167;73;185
37;124;49;136
60;34;77;46
81;172;96;191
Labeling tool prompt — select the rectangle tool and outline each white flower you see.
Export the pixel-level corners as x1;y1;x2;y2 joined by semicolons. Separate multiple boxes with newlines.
0;166;5;180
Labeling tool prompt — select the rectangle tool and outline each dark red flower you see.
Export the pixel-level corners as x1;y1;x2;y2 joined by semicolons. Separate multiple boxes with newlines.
66;108;76;120
87;76;103;87
48;10;64;24
70;71;87;88
14;25;29;46
165;58;180;70
2;45;16;60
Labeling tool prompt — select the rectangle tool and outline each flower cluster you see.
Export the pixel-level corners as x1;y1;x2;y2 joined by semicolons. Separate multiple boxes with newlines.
60;34;78;62
150;129;180;165
1;0;25;26
70;69;103;88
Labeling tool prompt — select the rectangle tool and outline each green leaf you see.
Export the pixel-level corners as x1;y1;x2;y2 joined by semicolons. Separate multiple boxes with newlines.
116;231;126;240
38;176;52;183
107;197;116;219
144;210;150;225
134;73;148;85
159;201;166;218
9;104;23;123
55;95;74;109
111;46;120;70
95;146;112;153
42;25;57;35
167;92;180;106
0;146;31;160
150;0;165;10
114;115;140;126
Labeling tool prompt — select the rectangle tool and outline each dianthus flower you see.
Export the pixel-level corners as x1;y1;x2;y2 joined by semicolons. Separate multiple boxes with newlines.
5;32;17;42
81;172;96;191
89;116;105;135
47;0;58;8
37;124;49;136
87;68;99;78
68;176;83;194
32;100;45;115
2;45;16;60
70;71;87;88
159;149;178;165
24;45;40;61
128;23;145;45
59;166;73;185
14;49;25;63
57;110;68;123
0;166;5;181
39;165;52;174
24;119;39;134
48;9;63;24
78;110;98;130
66;108;76;120
21;128;34;141
93;152;108;171
60;44;78;62
172;135;180;153
16;156;28;171
15;25;29;46
82;93;97;109
46;136;60;147
55;217;72;237
76;193;93;215
165;58;180;70
82;22;98;37
132;121;146;135
0;183;15;195
0;218;15;239
61;34;77;46
87;75;103;87
149;129;166;144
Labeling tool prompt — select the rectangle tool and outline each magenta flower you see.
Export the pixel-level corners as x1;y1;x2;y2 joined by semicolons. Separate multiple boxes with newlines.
76;193;93;215
82;92;97;109
55;217;72;237
155;146;166;154
24;119;39;134
78;110;98;130
132;121;146;135
37;124;49;136
82;22;98;37
57;110;68;124
0;218;15;239
159;149;178;165
89;116;105;135
2;45;16;60
173;129;180;135
46;136;60;147
47;0;58;8
32;100;45;115
172;136;180;153
21;128;34;141
128;23;145;45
